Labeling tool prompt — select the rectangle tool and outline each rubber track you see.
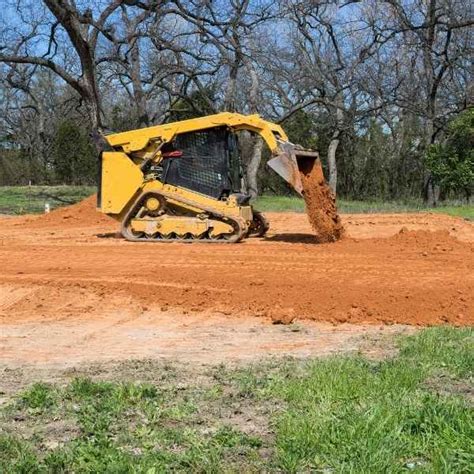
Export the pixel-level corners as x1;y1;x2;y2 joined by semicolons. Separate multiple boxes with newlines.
121;190;247;243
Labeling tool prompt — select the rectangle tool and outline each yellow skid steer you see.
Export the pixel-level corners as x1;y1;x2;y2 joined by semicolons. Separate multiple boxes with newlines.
99;112;319;242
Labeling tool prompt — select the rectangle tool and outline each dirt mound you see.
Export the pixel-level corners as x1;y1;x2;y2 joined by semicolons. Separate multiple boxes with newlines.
299;159;344;242
389;227;467;253
25;195;112;228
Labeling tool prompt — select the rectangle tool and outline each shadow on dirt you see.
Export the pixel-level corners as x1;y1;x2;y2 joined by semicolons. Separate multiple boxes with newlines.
265;233;319;244
96;232;122;239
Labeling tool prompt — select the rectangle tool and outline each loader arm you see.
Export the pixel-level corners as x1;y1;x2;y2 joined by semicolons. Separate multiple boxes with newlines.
104;112;316;195
105;112;288;157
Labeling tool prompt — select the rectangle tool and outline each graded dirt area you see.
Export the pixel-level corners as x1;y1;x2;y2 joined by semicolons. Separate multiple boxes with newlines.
0;196;473;368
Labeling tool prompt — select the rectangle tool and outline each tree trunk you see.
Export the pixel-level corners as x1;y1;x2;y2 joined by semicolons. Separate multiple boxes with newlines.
424;114;440;206
129;39;148;127
123;9;149;128
327;104;344;194
246;136;264;198
327;132;340;194
43;0;104;148
421;0;441;207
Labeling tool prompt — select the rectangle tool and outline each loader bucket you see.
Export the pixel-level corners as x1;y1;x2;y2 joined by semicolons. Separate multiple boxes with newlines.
267;141;320;196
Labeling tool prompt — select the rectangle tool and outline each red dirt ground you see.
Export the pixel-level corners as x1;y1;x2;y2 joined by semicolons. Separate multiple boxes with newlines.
1;195;472;325
0;197;472;366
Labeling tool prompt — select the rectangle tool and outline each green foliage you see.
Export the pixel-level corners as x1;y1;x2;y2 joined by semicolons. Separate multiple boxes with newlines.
255;195;306;212
0;436;39;474
254;194;474;219
108;103;142;133
398;327;473;379
19;383;57;410
426;109;474;200
353;120;392;198
430;205;474;220
0;150;39;186
167;87;217;122
281;110;318;150
0;185;94;214
339;115;426;201
258;110;428;201
263;327;473;473
1;377;265;472
0;328;472;472
52;120;97;185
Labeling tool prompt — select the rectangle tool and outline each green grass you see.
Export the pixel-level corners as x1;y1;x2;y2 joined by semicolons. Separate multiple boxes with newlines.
0;185;95;215
1;328;472;472
266;327;473;472
430;205;474;220
0;186;472;220
255;195;474;219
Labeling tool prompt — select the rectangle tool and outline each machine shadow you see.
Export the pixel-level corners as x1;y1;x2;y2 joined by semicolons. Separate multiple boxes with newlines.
264;233;319;244
96;232;122;239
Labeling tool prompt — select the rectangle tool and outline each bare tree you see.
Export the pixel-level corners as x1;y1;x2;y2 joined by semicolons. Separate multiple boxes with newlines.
271;0;380;193
169;0;277;197
379;0;473;204
0;0;123;145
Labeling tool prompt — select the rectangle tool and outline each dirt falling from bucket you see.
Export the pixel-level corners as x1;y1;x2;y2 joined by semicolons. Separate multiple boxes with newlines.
299;158;344;242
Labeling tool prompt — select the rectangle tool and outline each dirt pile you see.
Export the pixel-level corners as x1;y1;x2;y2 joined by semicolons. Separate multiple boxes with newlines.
299;158;344;242
393;227;460;245
25;194;112;228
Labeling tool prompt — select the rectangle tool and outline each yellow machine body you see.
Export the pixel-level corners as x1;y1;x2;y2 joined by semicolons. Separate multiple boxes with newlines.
99;112;317;243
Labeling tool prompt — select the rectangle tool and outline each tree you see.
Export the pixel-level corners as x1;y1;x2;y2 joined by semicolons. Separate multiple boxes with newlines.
271;0;384;194
52;120;96;185
381;0;473;204
0;0;124;145
425;109;474;202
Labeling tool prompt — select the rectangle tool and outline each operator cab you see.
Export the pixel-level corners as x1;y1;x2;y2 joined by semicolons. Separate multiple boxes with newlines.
160;127;247;201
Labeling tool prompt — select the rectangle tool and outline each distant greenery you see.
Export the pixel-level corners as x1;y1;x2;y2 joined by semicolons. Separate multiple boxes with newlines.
0;186;94;214
0;120;97;187
1;328;472;472
426;109;473;201
0;186;472;220
430;205;474;220
255;195;474;219
52;120;97;185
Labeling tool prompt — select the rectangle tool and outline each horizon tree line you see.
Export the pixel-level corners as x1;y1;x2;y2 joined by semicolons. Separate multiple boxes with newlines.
0;0;472;203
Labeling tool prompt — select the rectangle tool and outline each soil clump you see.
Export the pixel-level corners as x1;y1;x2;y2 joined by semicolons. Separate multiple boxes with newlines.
299;158;344;242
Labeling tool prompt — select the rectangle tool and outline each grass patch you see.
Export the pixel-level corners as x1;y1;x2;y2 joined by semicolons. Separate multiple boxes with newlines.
266;329;473;472
255;195;307;212
0;186;94;215
19;383;58;411
0;327;472;472
255;195;474;219
430;205;474;220
0;186;471;219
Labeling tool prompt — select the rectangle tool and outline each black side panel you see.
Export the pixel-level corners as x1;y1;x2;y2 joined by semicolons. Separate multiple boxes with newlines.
162;127;231;199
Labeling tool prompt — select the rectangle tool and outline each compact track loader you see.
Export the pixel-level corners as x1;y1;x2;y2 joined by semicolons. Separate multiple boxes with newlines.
99;112;319;242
